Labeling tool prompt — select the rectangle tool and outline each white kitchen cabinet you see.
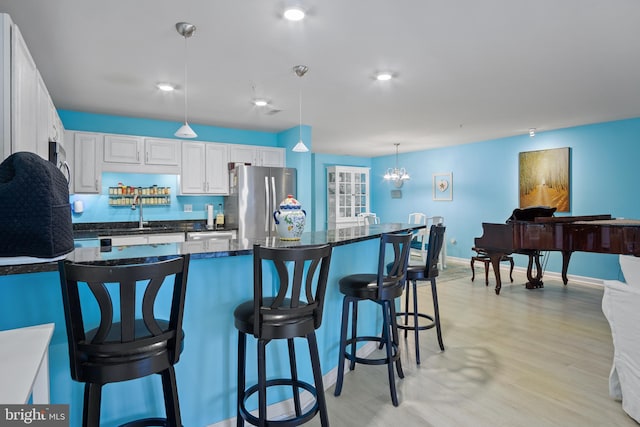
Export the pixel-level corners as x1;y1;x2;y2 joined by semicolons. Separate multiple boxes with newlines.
101;134;180;173
103;134;142;164
259;147;285;167
1;14;62;161
35;72;50;159
228;145;257;165
228;144;285;167
73;132;102;194
327;166;370;228
108;232;185;247
144;138;180;166
10;23;38;157
180;141;229;195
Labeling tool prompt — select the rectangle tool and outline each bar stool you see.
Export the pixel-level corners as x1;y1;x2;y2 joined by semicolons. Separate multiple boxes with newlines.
234;244;333;427
334;233;412;407
397;224;446;364
57;255;190;427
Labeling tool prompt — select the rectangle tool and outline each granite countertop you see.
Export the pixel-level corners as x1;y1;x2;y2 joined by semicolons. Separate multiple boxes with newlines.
1;223;424;276
73;220;236;239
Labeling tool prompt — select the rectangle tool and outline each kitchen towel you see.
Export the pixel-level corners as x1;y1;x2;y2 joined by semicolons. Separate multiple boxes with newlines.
0;152;73;258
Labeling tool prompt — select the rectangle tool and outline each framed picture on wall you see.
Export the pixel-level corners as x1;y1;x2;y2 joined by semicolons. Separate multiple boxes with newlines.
433;172;452;201
519;147;570;212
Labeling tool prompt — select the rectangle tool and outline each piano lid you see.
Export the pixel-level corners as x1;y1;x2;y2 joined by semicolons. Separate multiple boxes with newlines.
506;206;556;223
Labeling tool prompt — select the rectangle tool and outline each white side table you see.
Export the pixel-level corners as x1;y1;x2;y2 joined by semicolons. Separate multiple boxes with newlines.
0;323;54;404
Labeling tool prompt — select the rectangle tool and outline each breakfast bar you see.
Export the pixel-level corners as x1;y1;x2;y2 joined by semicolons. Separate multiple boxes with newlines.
0;223;423;427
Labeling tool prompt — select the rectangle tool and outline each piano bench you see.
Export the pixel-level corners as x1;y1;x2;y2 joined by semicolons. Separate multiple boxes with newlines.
470;248;514;285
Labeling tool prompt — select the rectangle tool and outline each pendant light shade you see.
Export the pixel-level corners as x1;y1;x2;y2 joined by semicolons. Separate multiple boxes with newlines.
175;122;197;139
292;65;309;153
175;22;197;139
292;140;309;152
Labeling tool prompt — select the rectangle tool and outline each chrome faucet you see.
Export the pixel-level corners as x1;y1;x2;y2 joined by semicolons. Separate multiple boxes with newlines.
132;195;146;228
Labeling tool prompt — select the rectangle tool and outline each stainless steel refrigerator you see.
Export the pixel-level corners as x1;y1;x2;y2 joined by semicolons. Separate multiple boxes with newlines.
225;165;297;239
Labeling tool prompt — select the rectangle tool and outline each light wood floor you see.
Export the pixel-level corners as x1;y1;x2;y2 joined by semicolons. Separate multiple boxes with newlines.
310;261;638;427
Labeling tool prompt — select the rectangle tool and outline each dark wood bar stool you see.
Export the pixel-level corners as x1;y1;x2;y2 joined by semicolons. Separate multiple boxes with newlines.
57;255;190;427
334;233;412;407
471;247;514;285
234;244;333;427
397;224;446;364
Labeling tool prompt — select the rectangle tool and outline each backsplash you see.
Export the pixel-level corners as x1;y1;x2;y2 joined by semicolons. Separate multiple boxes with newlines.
70;172;224;223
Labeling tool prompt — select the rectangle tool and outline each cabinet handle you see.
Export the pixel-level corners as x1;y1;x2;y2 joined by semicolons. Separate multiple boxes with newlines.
95;179;98;191
136;151;140;161
145;151;149;162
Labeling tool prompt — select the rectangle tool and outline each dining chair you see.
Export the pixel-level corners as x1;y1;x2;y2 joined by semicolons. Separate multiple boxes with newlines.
356;212;379;226
407;213;428;262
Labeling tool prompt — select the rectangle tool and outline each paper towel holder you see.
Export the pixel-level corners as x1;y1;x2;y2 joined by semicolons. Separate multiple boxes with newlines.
73;200;84;214
206;204;214;230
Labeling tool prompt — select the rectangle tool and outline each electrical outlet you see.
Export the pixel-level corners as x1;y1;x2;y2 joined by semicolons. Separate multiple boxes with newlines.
183;204;192;213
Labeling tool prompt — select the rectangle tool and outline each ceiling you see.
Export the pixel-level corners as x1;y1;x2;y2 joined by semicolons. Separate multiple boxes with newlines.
2;0;640;158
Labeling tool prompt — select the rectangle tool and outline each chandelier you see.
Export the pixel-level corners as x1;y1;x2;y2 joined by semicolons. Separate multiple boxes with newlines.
384;143;410;186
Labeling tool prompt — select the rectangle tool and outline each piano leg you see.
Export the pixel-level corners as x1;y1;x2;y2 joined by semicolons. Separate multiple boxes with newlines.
561;251;572;285
488;254;505;295
525;251;544;289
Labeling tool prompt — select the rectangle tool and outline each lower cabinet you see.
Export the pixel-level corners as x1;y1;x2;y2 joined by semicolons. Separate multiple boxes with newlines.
109;233;185;247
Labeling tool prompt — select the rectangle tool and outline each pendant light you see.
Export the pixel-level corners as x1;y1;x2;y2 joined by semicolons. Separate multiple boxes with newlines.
175;22;197;139
292;65;309;152
384;143;410;187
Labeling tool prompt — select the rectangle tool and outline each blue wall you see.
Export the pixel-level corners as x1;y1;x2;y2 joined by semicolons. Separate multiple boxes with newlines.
368;117;640;281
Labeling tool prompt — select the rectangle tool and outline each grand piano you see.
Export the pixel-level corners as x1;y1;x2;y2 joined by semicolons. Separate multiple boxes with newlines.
474;206;640;294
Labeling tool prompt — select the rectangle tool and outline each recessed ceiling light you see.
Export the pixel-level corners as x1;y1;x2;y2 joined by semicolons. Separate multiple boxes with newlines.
156;83;175;92
284;7;305;21
375;72;393;81
253;99;268;107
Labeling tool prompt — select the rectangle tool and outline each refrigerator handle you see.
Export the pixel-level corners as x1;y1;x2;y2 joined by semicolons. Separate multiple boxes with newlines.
271;176;277;232
265;176;270;234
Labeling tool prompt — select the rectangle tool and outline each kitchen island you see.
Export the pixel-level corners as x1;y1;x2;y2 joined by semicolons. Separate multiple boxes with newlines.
0;223;423;426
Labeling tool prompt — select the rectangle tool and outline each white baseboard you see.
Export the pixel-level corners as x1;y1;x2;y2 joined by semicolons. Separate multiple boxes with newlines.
207;342;378;427
446;256;604;287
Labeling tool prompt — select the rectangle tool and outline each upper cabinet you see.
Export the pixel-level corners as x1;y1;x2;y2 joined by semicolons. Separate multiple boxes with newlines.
73;132;102;194
102;135;180;174
145;138;180;166
180;141;229;195
228;145;285;167
103;134;142;164
259;147;285;167
1;14;63;161
11;23;39;157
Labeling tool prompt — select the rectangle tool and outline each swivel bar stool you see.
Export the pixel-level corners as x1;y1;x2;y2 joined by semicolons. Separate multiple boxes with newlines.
398;224;446;364
58;255;190;427
235;244;333;427
334;233;412;406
